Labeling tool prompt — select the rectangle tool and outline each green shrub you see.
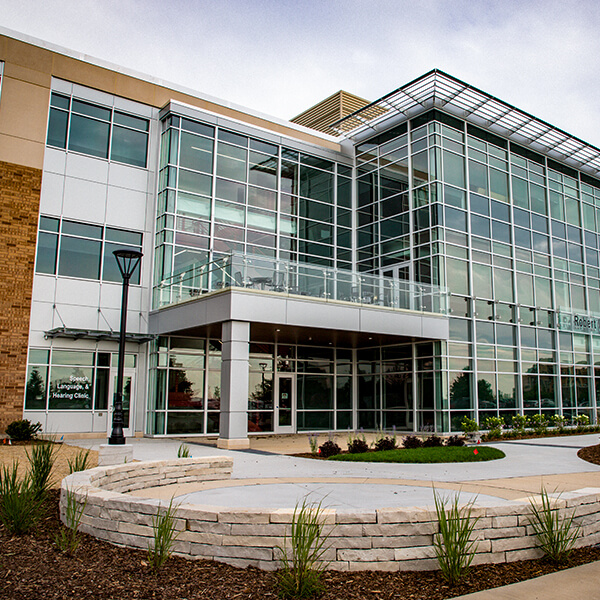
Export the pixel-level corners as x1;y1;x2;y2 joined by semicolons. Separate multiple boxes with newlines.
276;498;331;598
402;435;423;449
528;488;580;564
575;414;590;432
0;462;45;534
483;416;504;439
423;434;443;448
6;419;42;441
148;497;181;572
460;417;479;434
307;433;319;455
512;414;527;433
318;440;341;458
550;414;566;430
55;488;87;555
528;413;549;435
501;429;518;439
177;443;191;458
433;489;479;585
67;448;91;474
26;439;57;500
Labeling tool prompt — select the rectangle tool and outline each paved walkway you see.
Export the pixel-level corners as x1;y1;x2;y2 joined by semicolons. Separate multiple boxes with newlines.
452;560;600;599
68;432;600;598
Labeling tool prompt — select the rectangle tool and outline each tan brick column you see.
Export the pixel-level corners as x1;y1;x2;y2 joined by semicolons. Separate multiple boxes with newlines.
0;160;41;431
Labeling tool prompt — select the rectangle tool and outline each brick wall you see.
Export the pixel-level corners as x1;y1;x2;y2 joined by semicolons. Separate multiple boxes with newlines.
0;160;41;432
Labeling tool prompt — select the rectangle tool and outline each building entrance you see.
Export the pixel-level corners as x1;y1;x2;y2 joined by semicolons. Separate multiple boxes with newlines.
106;369;136;438
275;373;295;433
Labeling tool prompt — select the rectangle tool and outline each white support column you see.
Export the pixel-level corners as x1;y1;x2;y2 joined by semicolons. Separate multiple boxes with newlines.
217;320;251;449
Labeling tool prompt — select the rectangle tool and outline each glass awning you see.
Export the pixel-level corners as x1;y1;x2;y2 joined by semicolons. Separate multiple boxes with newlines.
331;69;600;177
44;327;156;343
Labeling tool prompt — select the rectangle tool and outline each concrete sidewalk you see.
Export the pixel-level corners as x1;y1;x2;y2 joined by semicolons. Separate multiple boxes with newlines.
69;433;600;507
452;560;600;599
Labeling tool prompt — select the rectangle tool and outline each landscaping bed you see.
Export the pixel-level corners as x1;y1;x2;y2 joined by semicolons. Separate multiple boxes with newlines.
327;446;505;463
577;443;600;466
0;441;98;486
2;490;600;600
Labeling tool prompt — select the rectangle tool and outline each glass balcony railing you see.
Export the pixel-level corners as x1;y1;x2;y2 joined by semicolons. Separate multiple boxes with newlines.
153;252;449;315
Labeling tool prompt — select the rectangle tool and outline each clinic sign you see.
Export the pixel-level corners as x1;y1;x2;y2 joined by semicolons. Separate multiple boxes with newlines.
558;310;600;335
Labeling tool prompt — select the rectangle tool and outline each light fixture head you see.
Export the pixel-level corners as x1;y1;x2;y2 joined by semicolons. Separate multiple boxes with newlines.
113;249;143;279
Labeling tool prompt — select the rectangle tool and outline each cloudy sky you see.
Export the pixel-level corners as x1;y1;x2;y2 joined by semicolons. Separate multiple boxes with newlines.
2;0;600;144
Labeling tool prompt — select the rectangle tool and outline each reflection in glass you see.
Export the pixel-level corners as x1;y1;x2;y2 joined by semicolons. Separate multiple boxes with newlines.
248;372;273;410
25;366;47;410
167;366;204;409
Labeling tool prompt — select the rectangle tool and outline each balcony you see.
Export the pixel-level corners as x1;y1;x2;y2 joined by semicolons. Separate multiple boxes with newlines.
154;252;448;315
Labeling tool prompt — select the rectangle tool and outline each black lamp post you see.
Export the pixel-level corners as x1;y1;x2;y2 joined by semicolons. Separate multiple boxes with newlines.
109;249;143;445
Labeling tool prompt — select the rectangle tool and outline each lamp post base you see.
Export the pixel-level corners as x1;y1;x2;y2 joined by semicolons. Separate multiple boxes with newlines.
108;434;126;445
99;444;134;466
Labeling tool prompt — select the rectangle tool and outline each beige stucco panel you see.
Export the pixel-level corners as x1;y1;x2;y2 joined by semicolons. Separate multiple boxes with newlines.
0;36;54;75
114;73;160;107
0;75;49;169
0;135;44;169
4;61;51;88
52;54;119;96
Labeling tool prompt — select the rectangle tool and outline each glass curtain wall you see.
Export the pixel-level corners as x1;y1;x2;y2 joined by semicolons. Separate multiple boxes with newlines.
154;115;353;291
148;338;357;435
356;109;600;429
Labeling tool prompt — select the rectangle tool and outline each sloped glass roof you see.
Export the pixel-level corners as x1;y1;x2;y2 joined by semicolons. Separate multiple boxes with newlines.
332;69;600;177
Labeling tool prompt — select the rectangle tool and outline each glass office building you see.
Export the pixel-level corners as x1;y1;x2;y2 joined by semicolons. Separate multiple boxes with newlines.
2;31;600;442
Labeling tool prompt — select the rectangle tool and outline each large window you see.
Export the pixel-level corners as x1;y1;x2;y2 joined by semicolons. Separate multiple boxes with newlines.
47;92;149;168
36;216;143;284
25;349;135;411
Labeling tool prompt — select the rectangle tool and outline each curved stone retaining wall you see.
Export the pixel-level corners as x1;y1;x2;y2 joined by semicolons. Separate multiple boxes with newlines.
61;458;600;572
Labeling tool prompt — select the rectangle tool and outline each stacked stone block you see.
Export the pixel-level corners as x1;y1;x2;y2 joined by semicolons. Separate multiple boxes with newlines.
61;458;600;572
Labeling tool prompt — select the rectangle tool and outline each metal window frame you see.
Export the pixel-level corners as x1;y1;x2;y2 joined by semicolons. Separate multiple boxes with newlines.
332;69;600;178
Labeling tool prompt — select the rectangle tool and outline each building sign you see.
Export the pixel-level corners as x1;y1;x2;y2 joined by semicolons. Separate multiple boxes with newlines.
558;310;600;335
49;367;93;409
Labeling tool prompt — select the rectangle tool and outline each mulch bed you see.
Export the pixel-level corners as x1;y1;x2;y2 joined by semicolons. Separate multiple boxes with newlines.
2;490;600;600
577;443;600;466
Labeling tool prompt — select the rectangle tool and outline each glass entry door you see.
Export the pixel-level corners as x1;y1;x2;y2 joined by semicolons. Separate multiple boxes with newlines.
382;263;412;310
107;369;136;438
275;373;295;433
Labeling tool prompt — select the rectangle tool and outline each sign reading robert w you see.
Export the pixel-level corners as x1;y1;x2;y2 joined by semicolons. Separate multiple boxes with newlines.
558;310;600;335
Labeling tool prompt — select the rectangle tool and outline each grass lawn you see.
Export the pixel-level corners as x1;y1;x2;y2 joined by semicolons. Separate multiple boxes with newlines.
328;446;505;463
